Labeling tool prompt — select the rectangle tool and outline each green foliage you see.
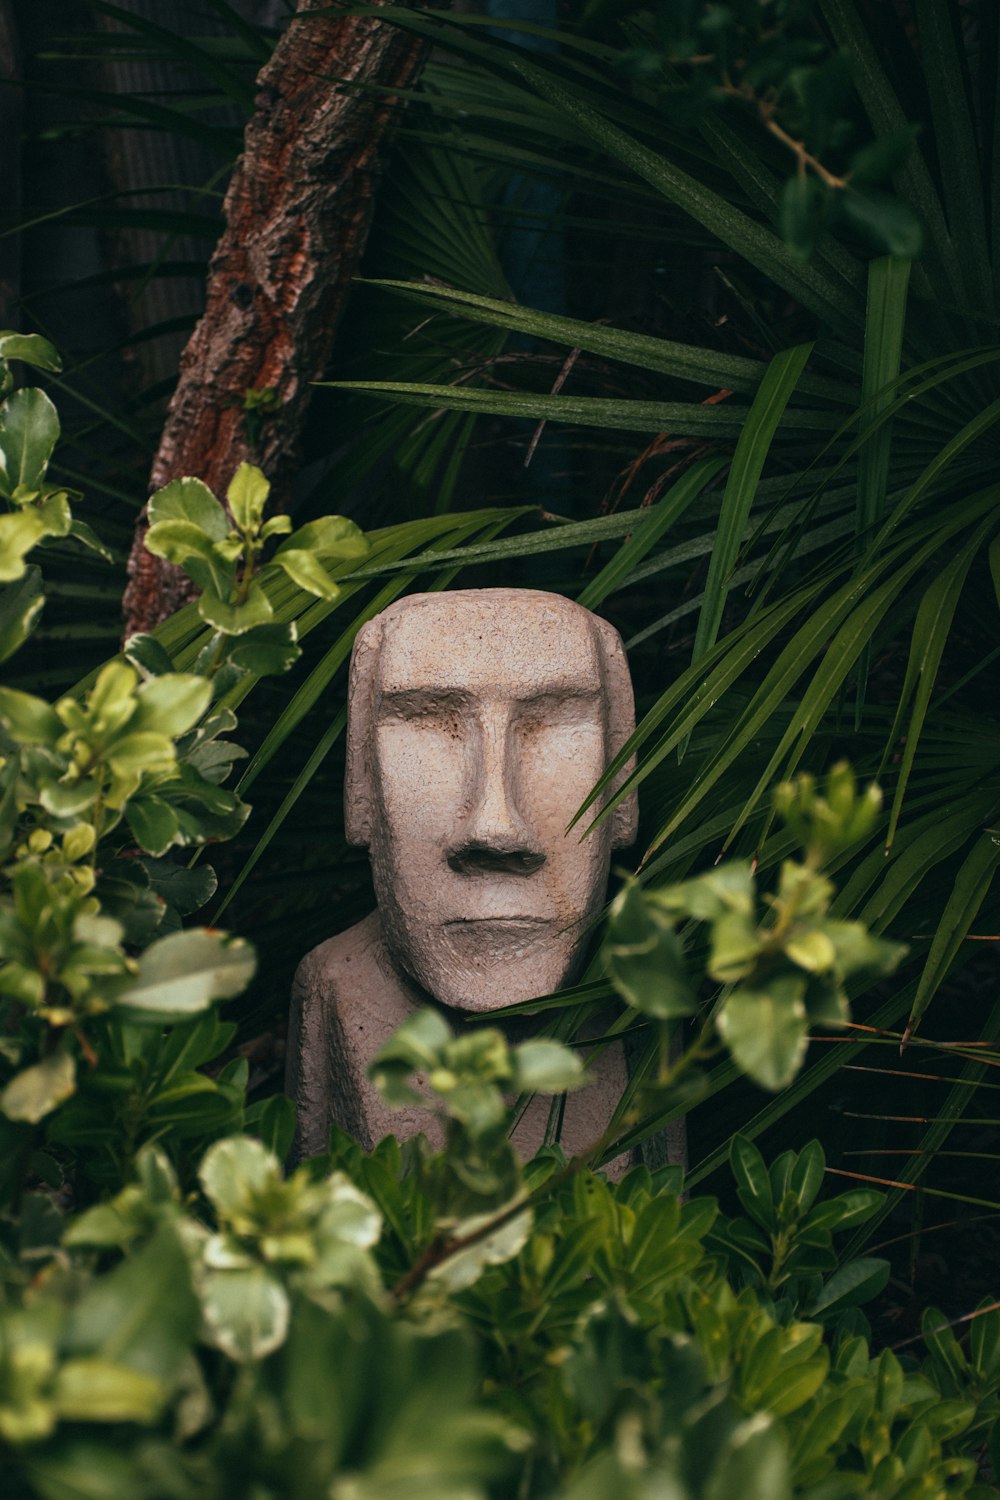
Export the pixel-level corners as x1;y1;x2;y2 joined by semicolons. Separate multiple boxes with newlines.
0;358;363;1207
603;764;904;1098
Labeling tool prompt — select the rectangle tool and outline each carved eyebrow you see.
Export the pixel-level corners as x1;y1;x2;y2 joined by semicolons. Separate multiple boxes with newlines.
377;685;600;715
376;688;473;718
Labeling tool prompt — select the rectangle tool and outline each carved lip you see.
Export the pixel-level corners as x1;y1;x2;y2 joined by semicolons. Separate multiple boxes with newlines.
443;916;551;929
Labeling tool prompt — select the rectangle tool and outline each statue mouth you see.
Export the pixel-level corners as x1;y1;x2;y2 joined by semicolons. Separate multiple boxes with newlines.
443;916;551;931
441;915;554;957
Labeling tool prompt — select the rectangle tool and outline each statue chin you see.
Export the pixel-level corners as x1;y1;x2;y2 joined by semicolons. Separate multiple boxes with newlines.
386;917;584;1014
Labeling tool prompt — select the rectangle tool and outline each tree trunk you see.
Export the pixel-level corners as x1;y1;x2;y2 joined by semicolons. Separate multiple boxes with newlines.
123;0;433;637
0;1;22;329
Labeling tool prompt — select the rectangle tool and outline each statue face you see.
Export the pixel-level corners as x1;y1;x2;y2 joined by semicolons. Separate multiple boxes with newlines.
362;592;624;1012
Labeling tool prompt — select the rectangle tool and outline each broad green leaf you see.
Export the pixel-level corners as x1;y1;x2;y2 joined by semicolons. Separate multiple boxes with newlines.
512;1039;584;1094
116;929;256;1016
0;332;61;371
147;475;228;539
808;1257;890;1316
132;674;211;737
756;1357;829;1418
226;462;270;533
788;1140;825;1215
0;566;44;661
429;1205;532;1292
0;508;47;581
105;730;175;778
0;1053;76;1124
201;1266;289;1361
65;1224;199;1382
271;548;339;600
0;387;60;496
124;633;175;678
277;514;368;559
144;519;233;597
198;579;273;635
226;620;300;676
126;796;182;856
53;1360;165;1424
0;686;61;744
703;1413;789;1500
729;1134;774;1229
199;1135;278;1221
68;518;114;561
718;977;809;1092
604;882;696;1018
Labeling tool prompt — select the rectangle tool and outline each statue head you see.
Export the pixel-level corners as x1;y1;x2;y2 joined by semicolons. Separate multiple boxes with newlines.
345;589;637;1012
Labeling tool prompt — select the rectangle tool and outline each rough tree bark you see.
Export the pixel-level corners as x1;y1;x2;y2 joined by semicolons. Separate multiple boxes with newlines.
123;0;434;636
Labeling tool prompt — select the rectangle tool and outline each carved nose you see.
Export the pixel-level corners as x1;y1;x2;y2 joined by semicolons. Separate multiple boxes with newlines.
446;707;545;876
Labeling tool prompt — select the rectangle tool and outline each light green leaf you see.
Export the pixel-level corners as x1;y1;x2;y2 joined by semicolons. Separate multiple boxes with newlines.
0;508;47;581
124;633;175;678
199;1135;278;1221
68;518;114;560
429;1206;532;1292
226;462;270;534
708;909;762;983
201;1266;289;1361
198;580;273;635
133;674;211;737
371;1006;452;1074
0;686;61;744
0;332;61;371
718;977;809;1091
276;514;368;559
703;1413;790;1500
605;882;696;1018
785;928;837;974
105;730;176;778
0;566;44;662
0;387;60;496
148;476;228;539
271;548;339;600
116;929;256;1016
145;518;233;597
513;1039;584;1094
0;1052;76;1123
53;1360;165;1424
65;1224;199;1382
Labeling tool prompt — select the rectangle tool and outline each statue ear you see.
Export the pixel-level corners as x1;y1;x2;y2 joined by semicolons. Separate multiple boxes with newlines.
344;617;383;847
593;616;639;849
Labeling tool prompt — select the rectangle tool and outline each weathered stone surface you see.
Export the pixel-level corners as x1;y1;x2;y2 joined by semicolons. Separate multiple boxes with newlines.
287;588;638;1166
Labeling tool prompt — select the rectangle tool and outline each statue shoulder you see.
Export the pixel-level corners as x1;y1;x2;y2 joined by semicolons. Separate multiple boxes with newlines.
292;911;382;1012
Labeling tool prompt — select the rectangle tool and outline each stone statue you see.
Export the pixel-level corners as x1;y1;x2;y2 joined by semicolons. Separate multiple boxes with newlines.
286;588;638;1162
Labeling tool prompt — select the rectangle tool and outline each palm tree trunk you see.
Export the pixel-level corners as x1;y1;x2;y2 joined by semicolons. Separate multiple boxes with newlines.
123;0;433;637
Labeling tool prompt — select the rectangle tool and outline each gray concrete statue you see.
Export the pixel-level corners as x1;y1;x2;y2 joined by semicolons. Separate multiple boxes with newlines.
286;588;638;1161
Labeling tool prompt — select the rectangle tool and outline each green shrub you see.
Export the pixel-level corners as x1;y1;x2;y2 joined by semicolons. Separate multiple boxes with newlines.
2;340;997;1498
